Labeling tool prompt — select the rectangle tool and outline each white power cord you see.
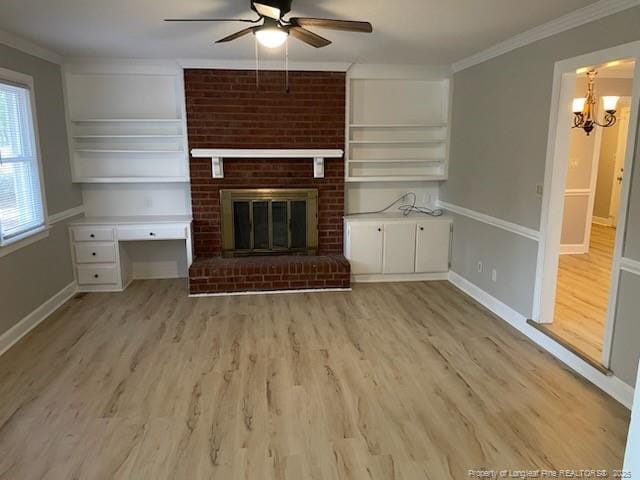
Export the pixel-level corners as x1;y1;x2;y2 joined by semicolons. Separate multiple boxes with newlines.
349;192;443;217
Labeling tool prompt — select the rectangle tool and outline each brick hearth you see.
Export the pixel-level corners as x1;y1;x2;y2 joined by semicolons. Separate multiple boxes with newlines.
189;255;350;294
184;69;349;294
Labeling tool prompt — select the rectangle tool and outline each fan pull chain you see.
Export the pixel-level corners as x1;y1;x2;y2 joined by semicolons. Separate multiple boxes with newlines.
285;38;290;94
255;36;259;90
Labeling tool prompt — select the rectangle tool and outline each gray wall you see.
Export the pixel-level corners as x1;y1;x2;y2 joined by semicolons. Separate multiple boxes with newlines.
0;43;82;337
442;7;640;386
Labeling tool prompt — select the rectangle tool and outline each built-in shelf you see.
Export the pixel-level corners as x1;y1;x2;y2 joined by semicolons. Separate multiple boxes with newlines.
73;176;189;184
348;159;443;164
349;123;446;128
72;118;182;123
76;149;184;154
346;176;447;183
346;76;450;183
74;135;184;139
349;140;445;145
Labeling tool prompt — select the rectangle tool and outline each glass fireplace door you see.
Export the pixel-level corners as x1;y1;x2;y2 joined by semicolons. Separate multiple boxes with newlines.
221;189;318;257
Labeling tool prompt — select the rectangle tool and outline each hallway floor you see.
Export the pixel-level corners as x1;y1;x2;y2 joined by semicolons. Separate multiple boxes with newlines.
548;223;616;363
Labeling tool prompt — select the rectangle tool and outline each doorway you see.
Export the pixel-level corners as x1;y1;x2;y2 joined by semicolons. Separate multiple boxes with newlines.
534;43;640;369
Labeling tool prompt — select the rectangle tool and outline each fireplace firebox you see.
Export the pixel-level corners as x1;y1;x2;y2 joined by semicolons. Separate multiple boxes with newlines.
220;189;318;257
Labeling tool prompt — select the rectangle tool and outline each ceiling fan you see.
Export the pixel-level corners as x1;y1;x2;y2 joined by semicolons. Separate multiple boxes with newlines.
165;0;373;49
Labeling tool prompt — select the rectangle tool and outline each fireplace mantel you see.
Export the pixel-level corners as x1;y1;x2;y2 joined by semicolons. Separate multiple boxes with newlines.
190;149;344;179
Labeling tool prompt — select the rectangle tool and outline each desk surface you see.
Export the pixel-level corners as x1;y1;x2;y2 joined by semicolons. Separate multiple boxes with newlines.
69;215;193;226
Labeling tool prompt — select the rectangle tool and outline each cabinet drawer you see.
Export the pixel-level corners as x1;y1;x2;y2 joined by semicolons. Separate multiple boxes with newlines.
77;265;119;285
117;224;186;241
74;243;117;264
72;227;114;242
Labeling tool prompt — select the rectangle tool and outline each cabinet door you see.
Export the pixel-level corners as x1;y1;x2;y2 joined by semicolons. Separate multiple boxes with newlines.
415;221;450;273
348;223;384;274
383;223;416;274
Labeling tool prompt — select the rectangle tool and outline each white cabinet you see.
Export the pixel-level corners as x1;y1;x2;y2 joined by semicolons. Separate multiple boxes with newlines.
70;216;192;292
344;214;451;282
347;223;384;274
383;222;416;274
415;221;451;273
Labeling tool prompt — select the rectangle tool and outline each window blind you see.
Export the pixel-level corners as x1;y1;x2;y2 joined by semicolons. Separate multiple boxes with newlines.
0;80;45;245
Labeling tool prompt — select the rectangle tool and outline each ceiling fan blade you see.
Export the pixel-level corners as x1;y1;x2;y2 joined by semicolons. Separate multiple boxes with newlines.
290;17;372;33
164;18;258;23
288;27;332;48
215;26;256;43
252;3;281;19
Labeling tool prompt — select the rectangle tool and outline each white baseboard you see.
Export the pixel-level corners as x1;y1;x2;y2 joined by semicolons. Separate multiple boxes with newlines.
559;243;588;255
190;287;352;298
0;281;78;357
352;272;449;283
448;271;635;409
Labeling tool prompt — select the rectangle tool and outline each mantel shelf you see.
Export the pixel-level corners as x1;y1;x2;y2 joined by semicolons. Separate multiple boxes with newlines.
190;149;344;179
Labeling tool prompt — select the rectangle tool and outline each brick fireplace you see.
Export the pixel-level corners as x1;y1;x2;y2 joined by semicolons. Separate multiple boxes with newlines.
185;69;350;294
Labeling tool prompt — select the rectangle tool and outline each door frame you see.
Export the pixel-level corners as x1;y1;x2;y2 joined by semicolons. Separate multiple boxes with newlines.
560;124;604;255
532;40;640;368
609;103;632;226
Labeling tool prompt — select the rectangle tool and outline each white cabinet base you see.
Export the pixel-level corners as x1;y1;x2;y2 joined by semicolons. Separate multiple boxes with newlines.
345;213;452;283
352;272;449;283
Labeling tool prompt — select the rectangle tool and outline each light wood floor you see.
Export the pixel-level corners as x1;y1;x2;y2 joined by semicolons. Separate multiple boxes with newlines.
549;224;616;362
0;280;629;479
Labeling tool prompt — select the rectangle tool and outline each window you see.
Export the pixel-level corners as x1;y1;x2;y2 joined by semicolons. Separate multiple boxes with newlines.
0;73;46;247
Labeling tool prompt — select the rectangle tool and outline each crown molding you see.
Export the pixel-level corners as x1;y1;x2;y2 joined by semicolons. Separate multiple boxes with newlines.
0;28;62;65
452;0;640;73
178;58;352;72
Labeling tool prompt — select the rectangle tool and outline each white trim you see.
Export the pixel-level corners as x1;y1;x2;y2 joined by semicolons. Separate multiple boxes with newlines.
564;188;591;196
592;215;613;226
621;257;640;276
0;281;77;357
437;200;540;241
0;28;62;65
48;205;85;225
191;148;344;158
351;272;449;283
191;149;344;179
190;287;352;298
534;42;640;369
448;271;635;408
559;243;588;255
178;59;352;72
0;227;50;257
452;0;640;72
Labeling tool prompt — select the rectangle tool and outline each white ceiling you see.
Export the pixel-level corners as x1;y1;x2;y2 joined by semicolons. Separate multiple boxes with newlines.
0;0;600;64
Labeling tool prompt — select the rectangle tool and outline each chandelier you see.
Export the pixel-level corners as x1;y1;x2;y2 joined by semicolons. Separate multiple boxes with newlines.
572;70;618;136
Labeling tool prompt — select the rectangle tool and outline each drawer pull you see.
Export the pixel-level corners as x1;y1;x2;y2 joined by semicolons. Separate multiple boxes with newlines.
420;227;424;231
90;234;95;238
94;274;99;279
149;232;156;237
377;227;382;232
92;252;97;256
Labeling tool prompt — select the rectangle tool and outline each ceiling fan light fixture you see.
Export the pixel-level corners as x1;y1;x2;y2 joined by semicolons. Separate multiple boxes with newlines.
255;27;288;48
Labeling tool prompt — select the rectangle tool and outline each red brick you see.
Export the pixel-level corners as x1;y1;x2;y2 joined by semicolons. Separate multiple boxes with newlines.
185;69;346;259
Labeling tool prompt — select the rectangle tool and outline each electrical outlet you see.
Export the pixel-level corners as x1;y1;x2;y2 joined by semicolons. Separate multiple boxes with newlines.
491;269;497;283
536;184;544;197
477;261;483;273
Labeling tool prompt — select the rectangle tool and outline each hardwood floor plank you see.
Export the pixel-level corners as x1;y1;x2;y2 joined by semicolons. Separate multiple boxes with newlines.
0;279;629;479
549;224;616;361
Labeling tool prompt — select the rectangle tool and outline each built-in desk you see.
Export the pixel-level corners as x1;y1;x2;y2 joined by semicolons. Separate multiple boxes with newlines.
69;215;192;292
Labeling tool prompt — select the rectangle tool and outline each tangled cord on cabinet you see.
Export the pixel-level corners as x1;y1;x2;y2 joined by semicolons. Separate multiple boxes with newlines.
349;192;443;217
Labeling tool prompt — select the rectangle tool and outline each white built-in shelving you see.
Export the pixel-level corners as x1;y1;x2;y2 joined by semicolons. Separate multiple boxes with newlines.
346;76;450;183
64;70;189;183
